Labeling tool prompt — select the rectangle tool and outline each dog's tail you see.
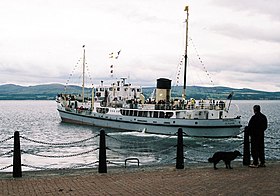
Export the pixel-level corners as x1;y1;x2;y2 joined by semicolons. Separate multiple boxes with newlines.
208;157;213;163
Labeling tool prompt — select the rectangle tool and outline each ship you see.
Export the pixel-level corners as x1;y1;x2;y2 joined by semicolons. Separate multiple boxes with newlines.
57;6;242;137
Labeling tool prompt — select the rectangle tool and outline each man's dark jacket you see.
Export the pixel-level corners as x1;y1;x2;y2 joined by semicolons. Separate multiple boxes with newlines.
248;112;267;137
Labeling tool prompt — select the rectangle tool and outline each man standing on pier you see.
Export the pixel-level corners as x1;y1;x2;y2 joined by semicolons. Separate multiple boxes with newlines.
248;105;268;168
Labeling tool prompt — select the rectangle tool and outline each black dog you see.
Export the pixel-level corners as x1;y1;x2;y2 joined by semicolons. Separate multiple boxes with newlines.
208;150;242;169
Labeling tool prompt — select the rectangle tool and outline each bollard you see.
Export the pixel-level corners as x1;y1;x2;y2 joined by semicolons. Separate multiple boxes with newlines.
176;128;184;169
13;131;22;178
98;129;107;173
243;126;250;165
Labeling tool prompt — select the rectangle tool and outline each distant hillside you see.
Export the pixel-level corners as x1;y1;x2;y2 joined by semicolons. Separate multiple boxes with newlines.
0;84;92;100
0;83;279;100
142;86;280;100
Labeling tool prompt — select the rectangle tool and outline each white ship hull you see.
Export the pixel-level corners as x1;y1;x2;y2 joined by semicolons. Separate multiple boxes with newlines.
57;108;241;138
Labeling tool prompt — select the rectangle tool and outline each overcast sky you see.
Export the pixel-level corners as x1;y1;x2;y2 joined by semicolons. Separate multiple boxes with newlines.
0;0;279;92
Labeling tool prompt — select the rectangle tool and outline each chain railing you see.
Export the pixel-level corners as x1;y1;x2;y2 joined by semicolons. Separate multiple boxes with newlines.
0;128;279;178
265;135;280;140
0;131;101;177
22;161;99;171
0;164;13;171
0;150;13;157
0;136;14;172
0;136;14;144
22;148;98;158
19;134;99;171
20;135;99;146
106;134;176;167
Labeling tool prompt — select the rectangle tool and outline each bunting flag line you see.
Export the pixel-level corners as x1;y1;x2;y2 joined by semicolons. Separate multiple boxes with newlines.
109;50;121;59
115;50;121;59
110;65;114;78
109;52;114;58
109;50;121;78
175;55;185;86
64;57;94;93
189;37;215;87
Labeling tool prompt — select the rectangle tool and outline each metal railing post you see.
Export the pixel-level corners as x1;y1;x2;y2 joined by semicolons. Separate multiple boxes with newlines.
98;129;107;173
13;131;22;178
176;128;184;169
243;126;250;165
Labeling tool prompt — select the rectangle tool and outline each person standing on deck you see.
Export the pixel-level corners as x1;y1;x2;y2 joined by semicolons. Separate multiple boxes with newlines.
247;105;268;168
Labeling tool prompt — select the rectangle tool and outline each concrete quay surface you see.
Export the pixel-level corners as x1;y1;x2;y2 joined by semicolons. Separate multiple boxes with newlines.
0;161;279;196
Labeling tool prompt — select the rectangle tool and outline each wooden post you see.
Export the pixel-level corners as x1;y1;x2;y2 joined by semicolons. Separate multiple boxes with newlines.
176;128;184;169
98;129;107;173
13;131;22;178
243;126;250;165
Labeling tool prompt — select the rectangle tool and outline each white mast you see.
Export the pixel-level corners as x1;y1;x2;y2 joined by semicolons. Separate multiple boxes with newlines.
182;6;189;100
82;45;86;103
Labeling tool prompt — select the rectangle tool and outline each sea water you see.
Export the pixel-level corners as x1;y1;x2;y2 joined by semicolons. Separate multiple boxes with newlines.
0;100;279;171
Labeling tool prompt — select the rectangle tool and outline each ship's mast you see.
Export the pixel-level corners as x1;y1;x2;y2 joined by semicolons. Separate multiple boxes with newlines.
182;6;189;100
82;45;86;103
